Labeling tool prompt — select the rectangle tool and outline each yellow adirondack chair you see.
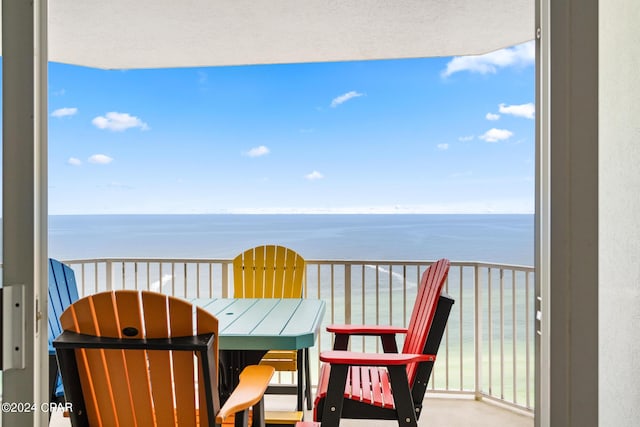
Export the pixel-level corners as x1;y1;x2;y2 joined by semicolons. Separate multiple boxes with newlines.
53;290;274;427
233;245;311;410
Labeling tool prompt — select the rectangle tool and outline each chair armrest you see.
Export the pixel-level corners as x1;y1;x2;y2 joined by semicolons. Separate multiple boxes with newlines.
216;365;274;422
319;350;436;366
326;324;408;335
54;330;215;351
327;325;407;352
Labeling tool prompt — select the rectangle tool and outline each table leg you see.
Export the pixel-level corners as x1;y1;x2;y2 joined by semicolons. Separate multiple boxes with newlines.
297;349;304;411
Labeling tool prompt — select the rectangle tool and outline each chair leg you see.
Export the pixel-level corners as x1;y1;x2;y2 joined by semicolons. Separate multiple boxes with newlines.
49;354;59;404
387;365;418;427
320;364;349;427
304;348;312;410
48;354;59;420
235;409;250;427
252;397;266;427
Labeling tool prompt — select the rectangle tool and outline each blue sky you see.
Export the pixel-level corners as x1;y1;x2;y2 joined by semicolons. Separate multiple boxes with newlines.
44;41;534;215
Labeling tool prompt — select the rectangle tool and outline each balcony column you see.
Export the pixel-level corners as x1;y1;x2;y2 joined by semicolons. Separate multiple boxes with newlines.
543;0;599;426
2;0;49;425
545;0;640;426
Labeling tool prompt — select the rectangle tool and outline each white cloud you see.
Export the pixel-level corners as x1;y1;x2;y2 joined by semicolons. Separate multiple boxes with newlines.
245;145;270;157
67;157;82;166
437;143;449;151
305;171;324;180
92;112;149;131
498;102;535;119
458;135;474;142
52;107;78;118
331;91;364;107
486;112;500;121
88;154;113;164
441;41;534;77
479;128;514;143
51;89;66;96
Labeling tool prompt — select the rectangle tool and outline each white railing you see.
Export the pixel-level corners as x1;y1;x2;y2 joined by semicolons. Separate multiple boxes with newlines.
59;257;535;413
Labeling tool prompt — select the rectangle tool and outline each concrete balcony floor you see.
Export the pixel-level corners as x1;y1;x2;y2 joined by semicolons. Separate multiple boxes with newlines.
49;394;534;426
409;396;532;427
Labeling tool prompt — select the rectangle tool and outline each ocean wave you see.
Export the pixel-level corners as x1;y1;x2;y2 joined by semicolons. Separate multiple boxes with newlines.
364;264;418;289
150;273;174;292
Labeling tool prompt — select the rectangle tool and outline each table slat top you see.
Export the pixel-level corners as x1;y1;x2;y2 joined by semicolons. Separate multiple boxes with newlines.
190;298;325;350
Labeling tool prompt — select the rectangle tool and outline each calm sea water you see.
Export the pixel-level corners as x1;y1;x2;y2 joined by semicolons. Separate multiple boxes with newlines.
47;214;533;265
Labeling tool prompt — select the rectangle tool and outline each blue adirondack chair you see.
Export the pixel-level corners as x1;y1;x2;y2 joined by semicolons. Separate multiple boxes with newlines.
48;258;79;403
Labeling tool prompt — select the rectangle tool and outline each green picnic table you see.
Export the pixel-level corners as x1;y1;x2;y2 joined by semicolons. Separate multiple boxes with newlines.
191;298;326;412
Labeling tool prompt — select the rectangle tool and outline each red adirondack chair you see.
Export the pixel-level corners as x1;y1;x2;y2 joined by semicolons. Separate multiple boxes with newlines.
313;258;453;427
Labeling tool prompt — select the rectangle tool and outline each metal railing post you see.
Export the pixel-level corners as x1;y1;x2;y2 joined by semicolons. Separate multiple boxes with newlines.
344;263;352;326
222;261;229;298
474;263;483;401
106;260;113;291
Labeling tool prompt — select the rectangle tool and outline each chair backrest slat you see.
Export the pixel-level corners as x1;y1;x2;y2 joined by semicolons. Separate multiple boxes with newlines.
283;247;303;297
168;296;198;426
264;245;277;297
114;292;157;426
254;245;267;297
401;259;450;384
95;292;141;426
61;294;119;426
273;246;286;296
233;245;305;298
139;291;177;426
48;259;79;351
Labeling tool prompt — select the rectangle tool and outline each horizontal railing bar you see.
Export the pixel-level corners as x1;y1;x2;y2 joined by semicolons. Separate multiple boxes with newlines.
54;258;534;272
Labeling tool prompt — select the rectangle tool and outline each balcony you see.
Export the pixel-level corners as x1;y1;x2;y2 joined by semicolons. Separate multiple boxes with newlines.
46;257;535;426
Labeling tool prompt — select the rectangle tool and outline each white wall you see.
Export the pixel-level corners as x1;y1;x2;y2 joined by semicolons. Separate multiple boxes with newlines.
599;1;640;424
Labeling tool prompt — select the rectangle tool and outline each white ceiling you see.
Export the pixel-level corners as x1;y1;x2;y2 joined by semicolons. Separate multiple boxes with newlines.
2;0;534;69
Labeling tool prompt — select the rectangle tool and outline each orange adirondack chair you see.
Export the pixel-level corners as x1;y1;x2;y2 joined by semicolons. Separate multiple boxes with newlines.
313;259;454;427
53;290;274;427
233;245;312;411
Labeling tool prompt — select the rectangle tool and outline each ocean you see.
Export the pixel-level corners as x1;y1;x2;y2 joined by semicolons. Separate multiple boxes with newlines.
47;214;533;265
